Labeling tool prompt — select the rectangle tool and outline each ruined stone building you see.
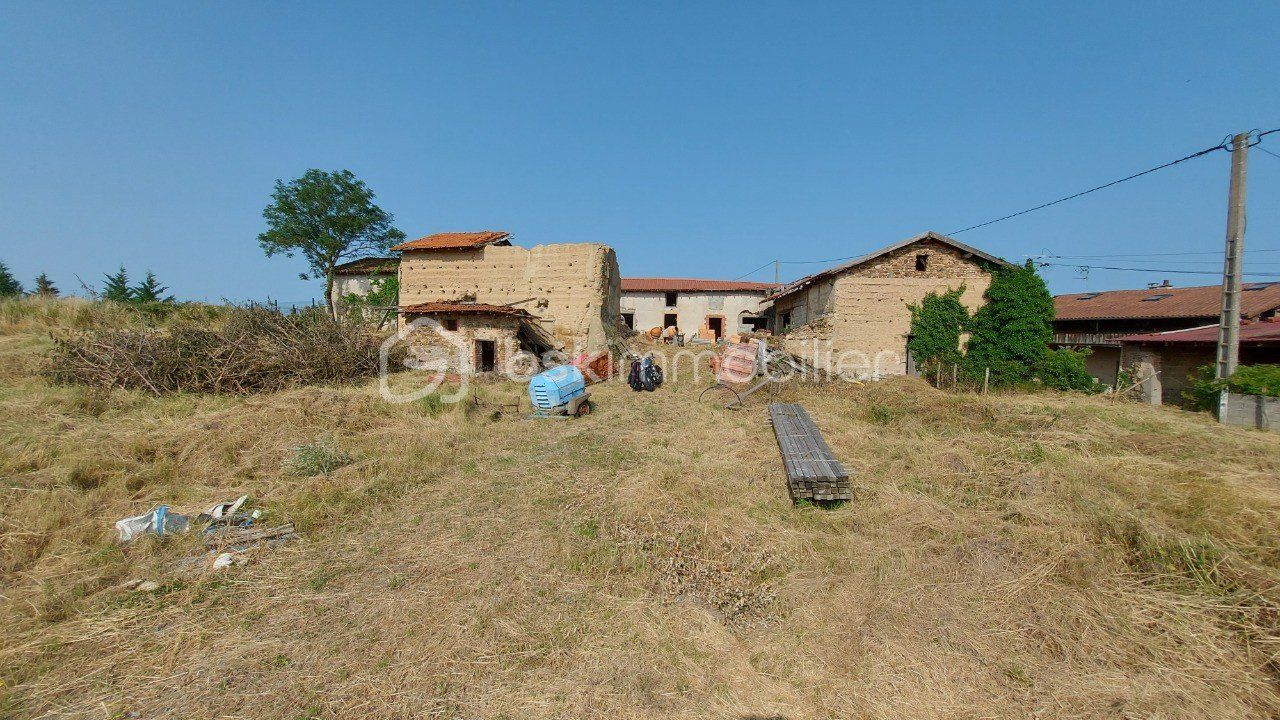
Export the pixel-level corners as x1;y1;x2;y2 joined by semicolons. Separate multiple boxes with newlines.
398;302;558;376
767;232;1012;376
619;278;777;341
393;231;621;356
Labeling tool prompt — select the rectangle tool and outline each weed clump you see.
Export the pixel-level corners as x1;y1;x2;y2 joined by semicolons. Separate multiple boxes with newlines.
283;435;353;477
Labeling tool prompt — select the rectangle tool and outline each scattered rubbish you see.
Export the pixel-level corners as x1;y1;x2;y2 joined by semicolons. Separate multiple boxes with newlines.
114;495;298;567
115;505;190;542
528;364;593;419
135;580;160;592
703;343;808;409
200;495;296;551
206;494;249;519
212;552;249;570
627;354;664;392
769;403;852;503
204;523;298;552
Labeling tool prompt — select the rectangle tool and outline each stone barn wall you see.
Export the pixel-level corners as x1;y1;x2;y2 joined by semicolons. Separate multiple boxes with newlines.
404;314;532;377
399;243;620;351
776;239;994;377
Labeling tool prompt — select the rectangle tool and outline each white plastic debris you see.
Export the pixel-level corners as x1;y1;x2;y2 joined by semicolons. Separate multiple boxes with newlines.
114;505;189;542
211;552;248;570
206;494;249;519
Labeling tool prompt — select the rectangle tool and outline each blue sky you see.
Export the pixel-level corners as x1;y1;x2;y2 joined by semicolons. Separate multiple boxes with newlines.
2;1;1278;304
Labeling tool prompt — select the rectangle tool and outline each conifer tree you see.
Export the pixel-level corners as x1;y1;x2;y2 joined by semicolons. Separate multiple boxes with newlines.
102;266;134;303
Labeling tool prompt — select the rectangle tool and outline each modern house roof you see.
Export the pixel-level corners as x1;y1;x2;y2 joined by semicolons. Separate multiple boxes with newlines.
398;301;532;317
391;231;512;252
1118;320;1280;345
768;231;1015;301
333;257;399;275
1055;281;1280;321
621;278;779;293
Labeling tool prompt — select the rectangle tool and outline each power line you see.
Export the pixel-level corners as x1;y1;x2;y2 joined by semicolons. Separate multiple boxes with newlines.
1258;145;1280;161
728;260;777;281
948;139;1234;235
1037;248;1280;259
1038;262;1278;278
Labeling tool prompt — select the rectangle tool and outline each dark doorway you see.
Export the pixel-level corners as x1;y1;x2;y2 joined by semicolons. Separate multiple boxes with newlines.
663;313;678;328
621;312;634;329
474;340;496;372
707;316;724;340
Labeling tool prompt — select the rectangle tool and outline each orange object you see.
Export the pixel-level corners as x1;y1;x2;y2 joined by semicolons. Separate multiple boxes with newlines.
717;342;758;384
572;351;614;384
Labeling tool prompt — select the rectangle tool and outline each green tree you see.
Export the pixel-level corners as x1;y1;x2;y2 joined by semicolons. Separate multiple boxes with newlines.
906;285;969;374
132;271;174;303
33;273;59;296
102;266;134;303
258;170;405;318
964;260;1054;384
0;261;21;297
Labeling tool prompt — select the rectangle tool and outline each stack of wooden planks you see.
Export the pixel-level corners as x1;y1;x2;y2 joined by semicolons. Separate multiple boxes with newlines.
768;403;852;502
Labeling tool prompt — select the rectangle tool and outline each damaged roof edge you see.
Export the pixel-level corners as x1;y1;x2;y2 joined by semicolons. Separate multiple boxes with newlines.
768;231;1015;301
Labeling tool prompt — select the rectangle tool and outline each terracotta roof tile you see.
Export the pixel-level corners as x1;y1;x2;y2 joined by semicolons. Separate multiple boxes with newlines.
391;231;511;252
621;278;779;292
1118;320;1280;345
398;302;532;318
1055;282;1280;321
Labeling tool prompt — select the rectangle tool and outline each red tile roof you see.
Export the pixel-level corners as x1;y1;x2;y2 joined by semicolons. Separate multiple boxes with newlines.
621;278;779;293
399;302;532;318
391;231;511;252
1119;320;1280;345
1055;281;1280;321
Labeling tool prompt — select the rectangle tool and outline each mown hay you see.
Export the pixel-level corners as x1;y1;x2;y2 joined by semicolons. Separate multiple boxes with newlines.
45;307;395;394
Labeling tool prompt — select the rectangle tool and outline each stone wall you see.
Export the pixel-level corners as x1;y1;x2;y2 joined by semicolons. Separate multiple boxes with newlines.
399;243;620;350
775;239;994;377
1119;343;1210;406
403;314;532;376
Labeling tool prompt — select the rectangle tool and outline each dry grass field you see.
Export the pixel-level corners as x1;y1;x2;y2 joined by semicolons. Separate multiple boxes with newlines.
3;297;1280;719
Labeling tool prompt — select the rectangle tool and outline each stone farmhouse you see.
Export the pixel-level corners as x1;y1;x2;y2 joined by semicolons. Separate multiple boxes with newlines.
619;278;776;341
767;232;1013;376
393;231;621;356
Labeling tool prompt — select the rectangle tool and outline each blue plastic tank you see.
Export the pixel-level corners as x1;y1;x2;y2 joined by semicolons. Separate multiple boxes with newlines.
528;365;586;410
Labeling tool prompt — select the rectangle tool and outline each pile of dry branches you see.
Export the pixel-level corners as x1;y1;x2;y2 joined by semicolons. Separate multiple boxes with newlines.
46;307;394;394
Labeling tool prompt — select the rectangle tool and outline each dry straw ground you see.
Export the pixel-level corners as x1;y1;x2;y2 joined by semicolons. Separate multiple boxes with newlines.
3;297;1280;719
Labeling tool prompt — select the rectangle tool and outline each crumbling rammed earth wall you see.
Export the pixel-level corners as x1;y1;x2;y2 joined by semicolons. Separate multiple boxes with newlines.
399;244;621;350
775;239;993;375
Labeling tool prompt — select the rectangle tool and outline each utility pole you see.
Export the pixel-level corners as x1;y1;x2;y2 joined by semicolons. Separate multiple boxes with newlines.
1215;132;1250;380
774;260;780;286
